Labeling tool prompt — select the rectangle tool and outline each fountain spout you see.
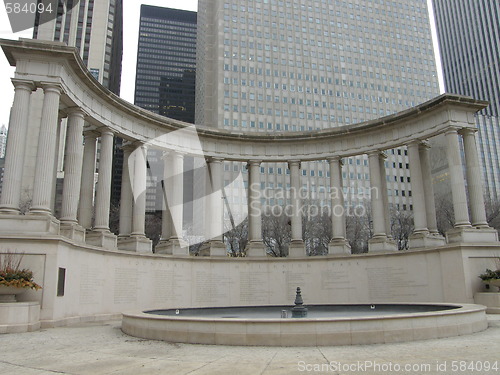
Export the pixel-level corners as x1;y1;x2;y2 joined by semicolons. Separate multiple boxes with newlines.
291;287;308;318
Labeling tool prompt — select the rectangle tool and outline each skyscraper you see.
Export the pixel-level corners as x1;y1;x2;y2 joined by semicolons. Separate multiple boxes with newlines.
34;0;123;94
196;0;440;228
432;0;500;199
135;5;197;123
0;125;7;159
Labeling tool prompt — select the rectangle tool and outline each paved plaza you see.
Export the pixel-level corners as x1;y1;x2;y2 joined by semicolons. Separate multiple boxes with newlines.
0;318;499;375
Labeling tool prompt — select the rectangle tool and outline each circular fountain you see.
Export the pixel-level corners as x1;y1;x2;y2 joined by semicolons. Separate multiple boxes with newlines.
122;289;487;346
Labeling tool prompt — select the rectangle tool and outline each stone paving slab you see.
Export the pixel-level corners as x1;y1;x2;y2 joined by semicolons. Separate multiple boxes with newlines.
0;320;499;375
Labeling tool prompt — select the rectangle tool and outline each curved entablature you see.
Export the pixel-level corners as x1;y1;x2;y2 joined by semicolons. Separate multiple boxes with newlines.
1;38;488;162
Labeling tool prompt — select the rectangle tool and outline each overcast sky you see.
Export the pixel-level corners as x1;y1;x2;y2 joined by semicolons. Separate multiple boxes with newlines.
0;0;441;129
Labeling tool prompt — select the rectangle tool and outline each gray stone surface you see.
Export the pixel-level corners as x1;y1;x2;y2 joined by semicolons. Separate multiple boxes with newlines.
0;319;499;374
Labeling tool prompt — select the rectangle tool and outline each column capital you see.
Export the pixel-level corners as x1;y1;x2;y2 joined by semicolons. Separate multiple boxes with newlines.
131;140;148;150
326;156;343;165
459;127;478;136
246;160;262;169
40;82;63;94
288;160;301;169
11;78;36;91
206;156;225;164
121;140;137;152
367;150;385;159
419;140;431;150
64;107;87;119
445;127;461;136
83;130;100;139
98;127;114;137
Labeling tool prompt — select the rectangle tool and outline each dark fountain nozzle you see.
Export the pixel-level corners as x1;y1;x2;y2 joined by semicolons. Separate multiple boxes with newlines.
291;287;308;318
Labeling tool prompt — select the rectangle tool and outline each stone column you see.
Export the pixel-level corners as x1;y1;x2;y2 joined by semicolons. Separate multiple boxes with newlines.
419;142;440;235
86;128;117;249
156;151;174;254
461;128;489;228
206;157;226;256
0;79;35;213
156;151;188;255
367;151;397;252
288;160;305;257
379;152;391;239
118;143;134;238
246;160;266;256
78;131;98;230
327;157;350;254
407;141;429;234
445;128;471;228
118;143;152;253
60;108;86;241
30;84;62;215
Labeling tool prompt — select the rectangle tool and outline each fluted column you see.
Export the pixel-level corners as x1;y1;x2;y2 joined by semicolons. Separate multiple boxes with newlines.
30;84;62;214
288;160;305;257
78;131;98;229
93;129;114;231
207;158;226;256
156;151;188;255
445;128;471;228
157;151;173;248
60;109;85;224
461;128;489;228
328;157;350;254
419;142;439;234
246;160;265;256
379;152;391;239
0;79;35;213
368;151;397;252
118;143;134;237
407;141;429;234
368;152;386;237
131;143;147;237
86;128;117;249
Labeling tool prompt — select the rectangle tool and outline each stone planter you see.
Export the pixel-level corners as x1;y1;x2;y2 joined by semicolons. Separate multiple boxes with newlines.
0;285;26;302
483;279;500;292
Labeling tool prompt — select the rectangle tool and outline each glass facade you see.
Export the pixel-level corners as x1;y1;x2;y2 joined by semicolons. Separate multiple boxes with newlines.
134;5;197;123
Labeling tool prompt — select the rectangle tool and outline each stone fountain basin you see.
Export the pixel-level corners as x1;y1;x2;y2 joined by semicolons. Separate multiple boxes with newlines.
122;303;487;346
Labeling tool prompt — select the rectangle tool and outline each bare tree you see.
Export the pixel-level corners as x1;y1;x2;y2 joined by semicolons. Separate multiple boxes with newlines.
435;193;454;236
390;208;414;250
486;198;500;235
302;205;332;256
224;218;248;257
262;209;290;257
346;201;371;254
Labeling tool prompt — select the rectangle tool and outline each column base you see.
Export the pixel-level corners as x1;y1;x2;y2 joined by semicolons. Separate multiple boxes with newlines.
117;235;152;253
60;222;86;242
208;240;227;257
86;230;117;250
245;241;267;257
368;236;398;252
0;213;59;235
409;232;446;249
156;238;189;256
446;227;499;244
328;238;351;255
288;240;306;257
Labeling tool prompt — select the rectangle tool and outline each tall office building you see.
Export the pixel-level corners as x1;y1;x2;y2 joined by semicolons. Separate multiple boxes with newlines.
135;5;197;122
196;0;440;224
134;5;197;214
33;0;123;94
433;0;500;199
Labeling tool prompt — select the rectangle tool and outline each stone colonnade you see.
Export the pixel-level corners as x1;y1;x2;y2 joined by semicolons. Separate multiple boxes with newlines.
0;77;497;257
